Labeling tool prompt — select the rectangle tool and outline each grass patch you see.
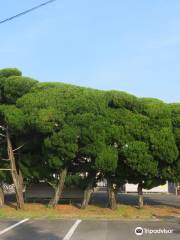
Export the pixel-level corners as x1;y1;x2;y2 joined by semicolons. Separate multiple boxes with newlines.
0;203;179;220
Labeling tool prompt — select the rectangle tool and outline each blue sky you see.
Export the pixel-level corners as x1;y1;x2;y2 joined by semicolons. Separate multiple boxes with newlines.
0;0;180;103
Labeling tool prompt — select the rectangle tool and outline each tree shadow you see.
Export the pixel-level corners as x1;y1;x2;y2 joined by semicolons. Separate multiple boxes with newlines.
116;193;180;209
5;192;180;210
5;202;17;209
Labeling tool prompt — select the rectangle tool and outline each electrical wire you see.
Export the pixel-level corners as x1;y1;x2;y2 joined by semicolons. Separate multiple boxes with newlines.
0;0;57;25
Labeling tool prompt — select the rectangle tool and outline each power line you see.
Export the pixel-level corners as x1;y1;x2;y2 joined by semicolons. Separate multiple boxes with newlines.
0;0;57;25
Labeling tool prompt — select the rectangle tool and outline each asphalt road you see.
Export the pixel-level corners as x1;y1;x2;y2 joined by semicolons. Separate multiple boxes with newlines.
2;193;180;239
5;192;180;208
91;192;180;208
0;219;179;240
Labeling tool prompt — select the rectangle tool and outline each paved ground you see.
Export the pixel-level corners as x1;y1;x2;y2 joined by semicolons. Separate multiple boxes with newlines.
5;192;180;207
2;193;179;239
91;192;180;208
0;219;179;240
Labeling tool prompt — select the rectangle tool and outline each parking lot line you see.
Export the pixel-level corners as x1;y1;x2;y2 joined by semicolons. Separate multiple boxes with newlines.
0;218;29;236
63;219;82;240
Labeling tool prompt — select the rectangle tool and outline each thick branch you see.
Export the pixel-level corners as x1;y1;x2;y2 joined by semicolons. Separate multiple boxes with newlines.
13;144;24;152
0;169;12;171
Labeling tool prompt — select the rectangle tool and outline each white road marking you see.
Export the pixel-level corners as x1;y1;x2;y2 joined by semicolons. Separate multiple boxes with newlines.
0;218;29;235
63;219;82;240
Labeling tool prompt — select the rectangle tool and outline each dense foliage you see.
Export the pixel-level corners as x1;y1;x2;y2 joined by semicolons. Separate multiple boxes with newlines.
0;68;179;209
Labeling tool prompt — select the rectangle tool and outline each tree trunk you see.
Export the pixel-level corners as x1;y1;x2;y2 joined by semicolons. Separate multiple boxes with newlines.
114;187;119;203
0;183;4;208
6;129;24;209
48;168;67;207
19;169;25;192
138;182;143;209
107;178;117;210
81;181;93;209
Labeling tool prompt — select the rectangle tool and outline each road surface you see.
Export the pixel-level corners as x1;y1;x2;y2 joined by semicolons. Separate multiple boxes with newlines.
0;218;179;240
